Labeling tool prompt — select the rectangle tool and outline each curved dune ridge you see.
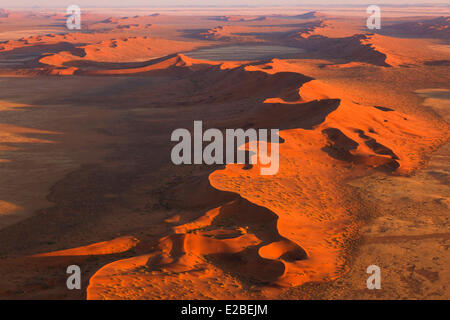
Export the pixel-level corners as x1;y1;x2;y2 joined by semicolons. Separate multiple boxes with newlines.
70;55;447;300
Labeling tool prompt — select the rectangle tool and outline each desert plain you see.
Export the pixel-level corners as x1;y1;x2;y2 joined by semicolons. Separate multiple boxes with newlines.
0;5;449;300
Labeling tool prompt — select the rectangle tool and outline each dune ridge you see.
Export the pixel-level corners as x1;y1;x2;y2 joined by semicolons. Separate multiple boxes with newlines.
81;56;446;299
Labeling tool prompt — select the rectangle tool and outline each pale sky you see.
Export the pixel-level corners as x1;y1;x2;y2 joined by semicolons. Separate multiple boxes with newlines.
1;0;446;8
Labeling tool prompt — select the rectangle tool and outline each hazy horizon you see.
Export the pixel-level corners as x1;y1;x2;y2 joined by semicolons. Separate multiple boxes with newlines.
1;0;448;9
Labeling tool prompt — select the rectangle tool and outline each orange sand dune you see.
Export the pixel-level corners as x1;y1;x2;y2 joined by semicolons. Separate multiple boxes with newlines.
35;37;207;75
0;11;448;300
380;16;450;39
287;33;391;67
282;11;328;20
0;30;108;53
0;123;58;164
32;236;139;257
0;101;32;112
88;198;295;299
0;124;58;145
209;87;444;288
83;57;446;299
301;18;365;38
360;33;450;67
4;13;446;77
82;53;208;75
0;201;21;215
197;20;324;43
198;25;266;42
0;22;208;75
